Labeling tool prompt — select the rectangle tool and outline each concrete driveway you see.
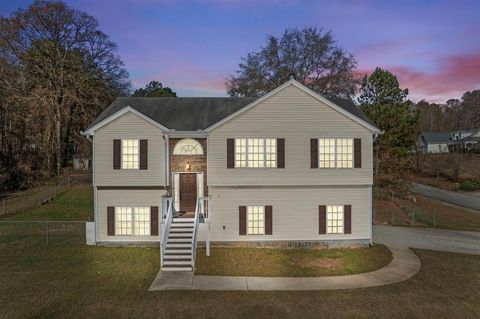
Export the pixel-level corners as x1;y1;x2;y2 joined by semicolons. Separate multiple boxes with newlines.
412;183;480;212
374;225;480;255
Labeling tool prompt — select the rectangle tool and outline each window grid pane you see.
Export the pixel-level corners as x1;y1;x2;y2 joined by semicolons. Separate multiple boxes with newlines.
319;138;336;168
235;139;246;167
235;138;276;168
122;139;139;169
318;138;353;168
115;207;132;235
247;206;264;235
327;205;344;234
133;207;150;236
336;139;353;168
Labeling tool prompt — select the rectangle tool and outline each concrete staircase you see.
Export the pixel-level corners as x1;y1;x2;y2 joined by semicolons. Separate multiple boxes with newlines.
161;217;195;271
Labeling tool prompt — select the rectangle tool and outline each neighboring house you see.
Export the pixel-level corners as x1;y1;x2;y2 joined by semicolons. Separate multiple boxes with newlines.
419;130;480;154
418;132;451;153
83;79;381;271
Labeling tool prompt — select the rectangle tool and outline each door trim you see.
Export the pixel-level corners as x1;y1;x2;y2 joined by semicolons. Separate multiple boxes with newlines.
172;172;204;212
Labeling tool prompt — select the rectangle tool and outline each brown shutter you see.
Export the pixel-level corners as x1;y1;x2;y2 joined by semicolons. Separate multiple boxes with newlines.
277;139;285;168
107;206;115;236
319;205;326;234
344;205;352;234
265;205;273;235
113;140;121;169
354;138;362;168
239;206;246;235
150;206;159;236
227;139;234;169
311;139;318;168
140;139;148;170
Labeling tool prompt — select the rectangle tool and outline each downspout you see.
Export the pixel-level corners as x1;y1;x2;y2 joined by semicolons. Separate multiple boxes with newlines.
163;133;170;193
370;131;382;245
81;131;97;245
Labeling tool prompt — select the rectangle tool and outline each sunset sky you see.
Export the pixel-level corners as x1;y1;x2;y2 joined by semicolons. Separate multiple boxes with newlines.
1;0;479;103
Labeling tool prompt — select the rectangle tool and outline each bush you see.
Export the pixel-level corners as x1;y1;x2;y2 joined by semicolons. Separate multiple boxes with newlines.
459;180;480;192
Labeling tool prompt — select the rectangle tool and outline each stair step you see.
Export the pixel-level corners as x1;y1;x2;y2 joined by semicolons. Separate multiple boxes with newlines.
165;252;192;256
169;229;194;233
163;260;192;266
169;233;193;238
169;227;194;231
167;235;193;243
173;218;195;222
164;256;191;261
170;223;193;229
165;248;192;253
162;266;192;272
165;242;192;251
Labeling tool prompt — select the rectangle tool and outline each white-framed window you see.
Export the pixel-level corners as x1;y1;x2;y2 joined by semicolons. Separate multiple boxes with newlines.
115;207;132;235
319;138;336;168
114;206;150;236
247;206;265;235
336;138;353;168
133;207;150;236
318;138;353;168
327;205;344;234
122;139;139;169
235;138;276;168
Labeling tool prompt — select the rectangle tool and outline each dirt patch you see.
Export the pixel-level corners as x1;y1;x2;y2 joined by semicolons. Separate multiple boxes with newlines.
292;257;343;270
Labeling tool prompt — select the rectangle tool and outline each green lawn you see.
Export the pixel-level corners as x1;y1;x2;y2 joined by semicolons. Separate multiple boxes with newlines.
1;186;93;221
0;244;479;318
195;246;392;277
1;187;480;318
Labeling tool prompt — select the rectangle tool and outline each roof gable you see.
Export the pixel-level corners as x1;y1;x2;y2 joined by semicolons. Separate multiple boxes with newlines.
83;80;380;135
206;80;380;133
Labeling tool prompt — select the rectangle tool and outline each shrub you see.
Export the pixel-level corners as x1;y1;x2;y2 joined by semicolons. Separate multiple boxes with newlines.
460;180;480;192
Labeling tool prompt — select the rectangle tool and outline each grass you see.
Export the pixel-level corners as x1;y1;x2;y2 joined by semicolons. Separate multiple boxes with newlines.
374;192;480;232
0;186;480;317
0;185;93;221
0;244;479;318
195;246;392;277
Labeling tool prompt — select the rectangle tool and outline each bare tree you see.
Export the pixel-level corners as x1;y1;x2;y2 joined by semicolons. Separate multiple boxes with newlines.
0;0;130;181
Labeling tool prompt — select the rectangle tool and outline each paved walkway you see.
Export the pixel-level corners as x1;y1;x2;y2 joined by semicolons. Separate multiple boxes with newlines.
150;226;480;291
412;183;480;211
149;246;420;291
374;225;480;255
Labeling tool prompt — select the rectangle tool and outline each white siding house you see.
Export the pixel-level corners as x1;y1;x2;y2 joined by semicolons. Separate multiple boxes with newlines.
83;79;381;271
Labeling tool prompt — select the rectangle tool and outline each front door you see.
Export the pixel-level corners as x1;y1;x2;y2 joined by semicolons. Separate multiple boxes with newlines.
179;173;197;212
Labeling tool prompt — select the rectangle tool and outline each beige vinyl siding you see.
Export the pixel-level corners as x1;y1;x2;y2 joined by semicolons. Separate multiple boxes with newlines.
197;186;370;242
96;189;165;242
208;84;373;186
94;112;166;186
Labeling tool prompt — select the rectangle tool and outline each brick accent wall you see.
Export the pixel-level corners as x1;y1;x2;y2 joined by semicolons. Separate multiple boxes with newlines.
168;138;208;196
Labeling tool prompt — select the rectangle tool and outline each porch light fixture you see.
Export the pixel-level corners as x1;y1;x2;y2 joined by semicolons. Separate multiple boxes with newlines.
185;162;190;171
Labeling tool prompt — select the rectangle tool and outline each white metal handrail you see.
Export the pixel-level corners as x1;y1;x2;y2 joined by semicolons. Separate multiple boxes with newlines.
160;196;174;267
191;198;201;268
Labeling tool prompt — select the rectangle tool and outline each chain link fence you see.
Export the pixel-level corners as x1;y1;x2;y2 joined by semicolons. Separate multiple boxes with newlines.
374;190;441;228
0;174;91;217
0;221;87;247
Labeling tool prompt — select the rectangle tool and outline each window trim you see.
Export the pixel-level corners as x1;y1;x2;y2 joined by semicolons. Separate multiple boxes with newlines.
326;205;344;234
247;205;265;235
234;138;278;169
114;206;151;236
121;139;140;170
317;137;354;169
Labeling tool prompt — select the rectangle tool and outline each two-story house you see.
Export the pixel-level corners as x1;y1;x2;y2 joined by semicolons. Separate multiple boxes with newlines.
83;79;381;271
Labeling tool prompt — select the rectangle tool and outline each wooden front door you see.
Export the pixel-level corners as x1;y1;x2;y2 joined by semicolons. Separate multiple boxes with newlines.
179;173;197;212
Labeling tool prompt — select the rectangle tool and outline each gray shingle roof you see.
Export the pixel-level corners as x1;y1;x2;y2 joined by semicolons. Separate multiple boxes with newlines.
421;131;452;143
86;95;378;132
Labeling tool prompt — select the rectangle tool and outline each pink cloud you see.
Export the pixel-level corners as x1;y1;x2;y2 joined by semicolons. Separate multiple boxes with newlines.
358;53;480;103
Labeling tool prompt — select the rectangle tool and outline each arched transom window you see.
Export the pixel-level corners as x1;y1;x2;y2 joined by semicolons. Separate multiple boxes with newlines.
173;139;204;155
